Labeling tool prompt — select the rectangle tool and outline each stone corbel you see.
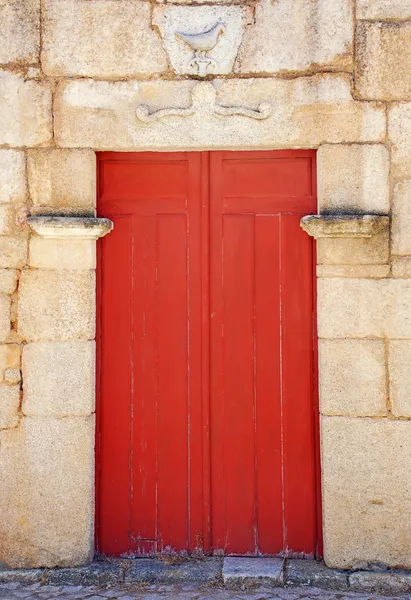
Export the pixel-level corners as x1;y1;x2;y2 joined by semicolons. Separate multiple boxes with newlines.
28;216;114;239
300;214;390;239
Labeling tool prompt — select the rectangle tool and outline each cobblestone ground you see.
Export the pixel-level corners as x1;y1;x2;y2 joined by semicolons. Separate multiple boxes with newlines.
0;583;410;600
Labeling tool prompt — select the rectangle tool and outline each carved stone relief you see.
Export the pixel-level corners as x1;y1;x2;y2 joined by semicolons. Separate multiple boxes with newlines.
136;81;272;122
153;5;252;77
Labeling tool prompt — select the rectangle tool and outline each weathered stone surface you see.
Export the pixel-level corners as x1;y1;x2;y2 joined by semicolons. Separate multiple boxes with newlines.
222;557;283;587
0;71;52;147
0;569;43;583
392;256;411;278
27;150;96;210
317;265;390;278
0;344;20;381
124;558;222;584
0;416;94;568
154;4;250;77
0;205;27;236
4;368;21;385
0;150;27;205
0;384;20;429
42;0;167;77
18;270;95;342
29;238;96;270
54;75;386;149
0;236;28;269
46;562;122;586
321;416;411;569
389;103;411;179
356;22;411;101
237;0;353;74
349;570;411;594
317;230;389;265
22;341;95;417
0;296;11;343
0;0;40;65
392;181;411;256
319;339;387;417
0;270;18;295
317;144;389;214
318;278;411;338
389;341;411;418
357;0;411;20
286;559;348;590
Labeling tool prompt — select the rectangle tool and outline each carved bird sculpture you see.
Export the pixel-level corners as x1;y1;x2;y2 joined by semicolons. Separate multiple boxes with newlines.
175;22;225;57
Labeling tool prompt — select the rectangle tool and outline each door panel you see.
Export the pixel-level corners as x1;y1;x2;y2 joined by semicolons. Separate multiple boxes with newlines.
98;153;205;555
97;150;319;557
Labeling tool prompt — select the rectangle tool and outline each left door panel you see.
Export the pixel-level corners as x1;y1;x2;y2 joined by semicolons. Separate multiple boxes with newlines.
97;153;207;555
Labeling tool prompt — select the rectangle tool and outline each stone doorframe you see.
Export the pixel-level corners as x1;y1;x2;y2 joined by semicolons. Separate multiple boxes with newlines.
1;73;411;572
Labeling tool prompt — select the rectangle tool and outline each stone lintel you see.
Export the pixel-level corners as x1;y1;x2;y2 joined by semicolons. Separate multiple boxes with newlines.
300;214;390;239
27;216;114;240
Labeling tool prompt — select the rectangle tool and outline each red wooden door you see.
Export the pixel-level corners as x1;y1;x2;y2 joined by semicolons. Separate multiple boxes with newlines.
97;151;319;558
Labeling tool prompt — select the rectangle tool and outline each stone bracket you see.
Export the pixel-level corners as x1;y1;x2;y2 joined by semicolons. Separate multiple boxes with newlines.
300;214;390;239
27;216;114;240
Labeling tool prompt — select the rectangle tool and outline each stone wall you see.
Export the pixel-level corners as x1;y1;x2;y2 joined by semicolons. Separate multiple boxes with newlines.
0;0;411;571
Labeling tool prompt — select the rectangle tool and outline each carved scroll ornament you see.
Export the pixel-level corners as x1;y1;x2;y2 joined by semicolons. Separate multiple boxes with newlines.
136;82;272;123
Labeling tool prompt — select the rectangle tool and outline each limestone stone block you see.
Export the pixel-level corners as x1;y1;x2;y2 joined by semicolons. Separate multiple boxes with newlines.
0;150;27;205
29;238;96;270
317;144;389;214
0;295;11;343
357;0;411;19
0;205;27;236
317;265;390;278
0;270;18;295
392;257;411;278
392;181;411;256
18;270;95;342
54;75;386;150
0;344;20;381
388;103;411;179
319;339;387;417
27;150;96;210
0;0;40;65
0;416;94;568
0;384;20;429
318;278;411;339
0;236;28;269
0;71;52;147
321;416;411;569
237;0;353;74
42;0;167;77
317;231;389;265
23;341;95;417
356;22;411;101
389;341;411;418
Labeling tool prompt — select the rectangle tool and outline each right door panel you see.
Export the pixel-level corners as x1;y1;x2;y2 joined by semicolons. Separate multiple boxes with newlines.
209;151;317;556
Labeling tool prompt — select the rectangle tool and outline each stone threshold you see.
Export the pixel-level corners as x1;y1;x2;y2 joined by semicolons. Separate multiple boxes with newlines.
1;558;411;595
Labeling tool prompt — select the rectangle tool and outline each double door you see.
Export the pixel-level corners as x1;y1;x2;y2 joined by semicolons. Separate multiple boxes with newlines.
97;150;319;557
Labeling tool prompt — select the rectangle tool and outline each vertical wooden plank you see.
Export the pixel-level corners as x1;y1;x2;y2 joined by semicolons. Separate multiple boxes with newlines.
156;213;189;550
130;215;158;554
98;215;133;555
209;152;225;552
254;215;283;554
222;214;256;554
281;213;317;555
186;153;209;551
